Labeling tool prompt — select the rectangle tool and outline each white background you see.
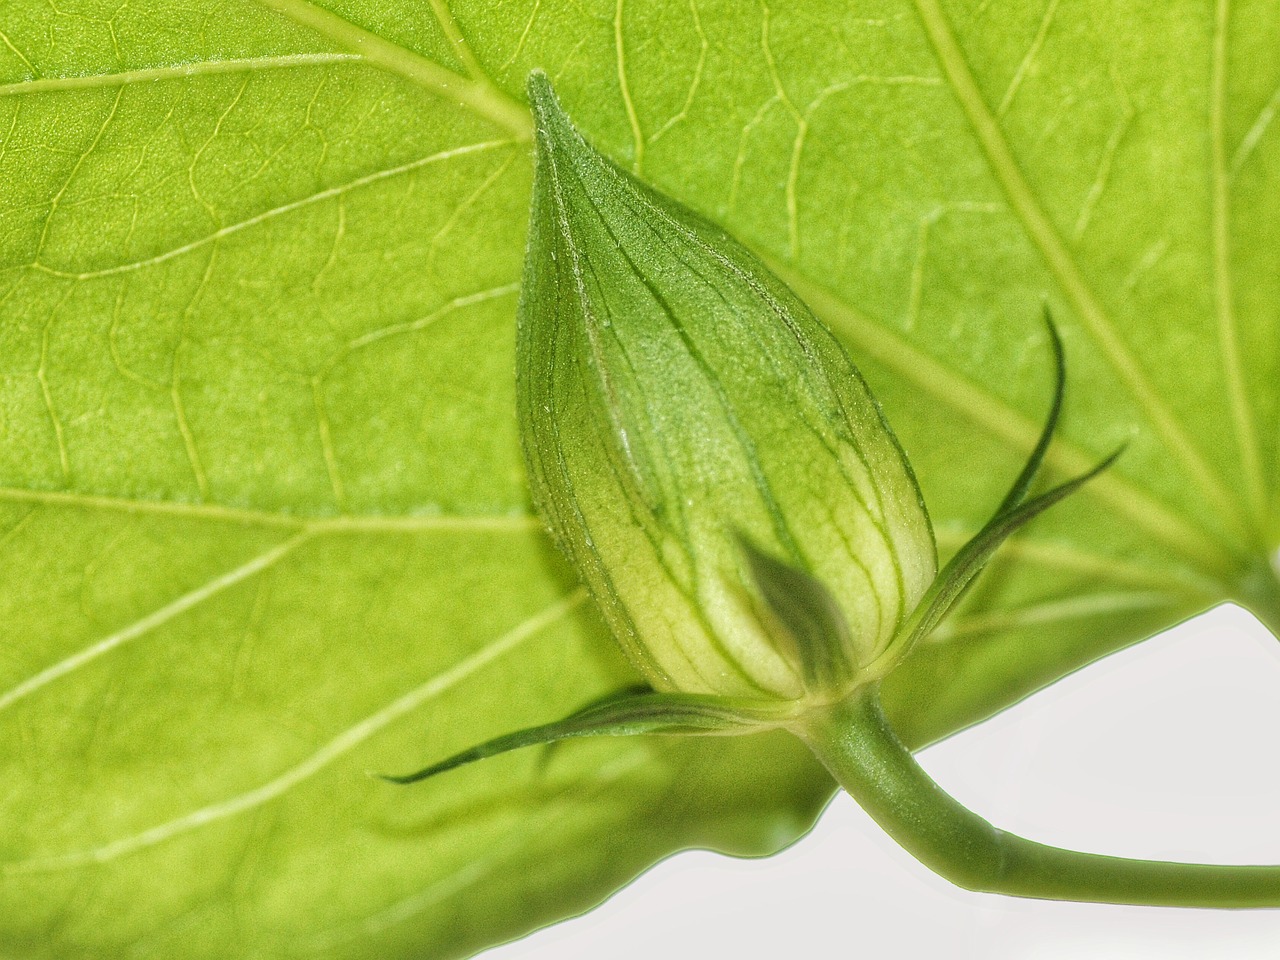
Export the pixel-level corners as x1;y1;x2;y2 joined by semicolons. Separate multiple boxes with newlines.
485;603;1280;958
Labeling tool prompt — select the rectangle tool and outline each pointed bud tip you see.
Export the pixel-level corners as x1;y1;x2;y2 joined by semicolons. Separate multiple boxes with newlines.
526;70;572;145
526;68;552;102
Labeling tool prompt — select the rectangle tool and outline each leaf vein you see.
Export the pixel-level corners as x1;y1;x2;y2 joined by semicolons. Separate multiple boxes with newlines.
328;283;520;369
908;0;1246;535
500;0;543;75
426;0;488;81
1072;80;1133;241
310;377;346;510
928;590;1182;643
250;0;530;138
4;590;587;872
759;0;803;258
996;0;1059;118
615;0;645;172
170;248;219;501
726;94;780;213
36;302;72;484
648;0;709;144
33;139;518;279
0;533;308;715
1210;0;1266;523
933;527;1218;595
1230;79;1280;174
905;202;1003;330
0;54;365;98
0;483;540;534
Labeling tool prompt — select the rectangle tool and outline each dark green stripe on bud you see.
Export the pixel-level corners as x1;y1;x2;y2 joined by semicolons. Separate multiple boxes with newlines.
736;533;856;694
517;72;936;703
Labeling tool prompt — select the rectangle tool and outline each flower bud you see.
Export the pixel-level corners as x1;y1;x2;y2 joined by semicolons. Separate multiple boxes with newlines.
517;73;936;702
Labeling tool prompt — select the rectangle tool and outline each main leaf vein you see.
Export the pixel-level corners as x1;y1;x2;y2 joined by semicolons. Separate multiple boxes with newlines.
908;0;1246;538
0;54;364;98
1210;0;1266;526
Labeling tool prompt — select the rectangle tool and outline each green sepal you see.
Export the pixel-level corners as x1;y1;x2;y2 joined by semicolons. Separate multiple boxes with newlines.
927;308;1064;622
736;533;855;693
870;308;1118;667
991;307;1065;517
893;447;1123;659
381;688;791;785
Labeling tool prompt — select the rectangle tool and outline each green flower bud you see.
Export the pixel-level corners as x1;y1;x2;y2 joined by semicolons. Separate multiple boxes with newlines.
517;73;936;703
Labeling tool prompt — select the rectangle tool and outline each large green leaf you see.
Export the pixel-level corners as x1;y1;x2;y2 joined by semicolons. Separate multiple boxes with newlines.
1;0;1276;957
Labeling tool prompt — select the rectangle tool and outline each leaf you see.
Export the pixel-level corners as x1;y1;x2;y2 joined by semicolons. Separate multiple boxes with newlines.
0;1;1276;958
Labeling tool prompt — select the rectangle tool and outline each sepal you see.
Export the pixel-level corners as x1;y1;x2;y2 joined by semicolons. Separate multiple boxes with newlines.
737;533;857;695
381;688;791;785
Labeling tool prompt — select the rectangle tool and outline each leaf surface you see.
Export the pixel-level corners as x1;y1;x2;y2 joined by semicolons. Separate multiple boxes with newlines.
0;0;1276;957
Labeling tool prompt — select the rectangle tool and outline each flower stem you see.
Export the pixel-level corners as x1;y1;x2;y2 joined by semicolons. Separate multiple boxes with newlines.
798;688;1280;906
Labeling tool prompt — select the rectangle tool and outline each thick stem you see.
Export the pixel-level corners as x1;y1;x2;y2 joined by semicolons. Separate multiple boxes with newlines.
798;689;1280;906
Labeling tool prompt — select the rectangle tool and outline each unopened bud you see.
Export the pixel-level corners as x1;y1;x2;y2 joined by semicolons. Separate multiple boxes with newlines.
517;72;936;702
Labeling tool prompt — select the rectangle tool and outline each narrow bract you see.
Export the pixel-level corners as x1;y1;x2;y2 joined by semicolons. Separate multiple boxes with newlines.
517;71;936;702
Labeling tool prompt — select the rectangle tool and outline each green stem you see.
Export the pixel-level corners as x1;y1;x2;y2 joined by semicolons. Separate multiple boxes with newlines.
798;689;1280;906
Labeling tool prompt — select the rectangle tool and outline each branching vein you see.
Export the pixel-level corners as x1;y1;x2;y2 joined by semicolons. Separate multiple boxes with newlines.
250;0;530;138
929;590;1179;643
34;140;517;279
615;0;645;172
5;590;586;872
0;534;309;714
759;1;804;258
0;484;540;533
426;0;488;81
0;54;364;97
908;0;1247;538
648;0;708;144
1210;0;1265;524
997;0;1059;117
